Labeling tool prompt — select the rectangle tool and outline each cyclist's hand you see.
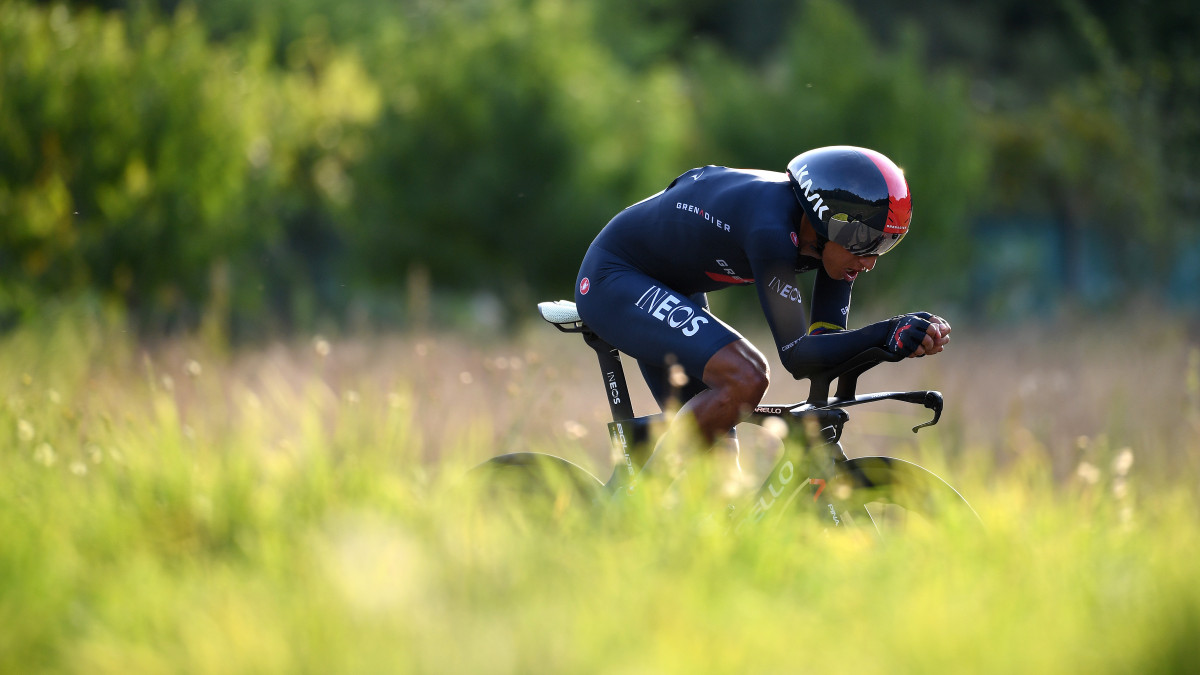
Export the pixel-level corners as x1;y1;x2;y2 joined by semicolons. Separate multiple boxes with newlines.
885;312;950;358
923;315;952;356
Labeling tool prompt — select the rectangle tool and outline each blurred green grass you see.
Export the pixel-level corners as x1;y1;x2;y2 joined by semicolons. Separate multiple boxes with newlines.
2;308;1199;674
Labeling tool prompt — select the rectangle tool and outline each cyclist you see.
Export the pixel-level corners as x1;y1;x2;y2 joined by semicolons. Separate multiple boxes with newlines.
573;146;950;494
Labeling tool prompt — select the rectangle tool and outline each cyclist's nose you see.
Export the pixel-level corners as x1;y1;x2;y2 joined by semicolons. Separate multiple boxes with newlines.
860;256;878;272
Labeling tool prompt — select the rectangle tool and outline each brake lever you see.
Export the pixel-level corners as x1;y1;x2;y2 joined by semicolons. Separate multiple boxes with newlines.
911;390;943;433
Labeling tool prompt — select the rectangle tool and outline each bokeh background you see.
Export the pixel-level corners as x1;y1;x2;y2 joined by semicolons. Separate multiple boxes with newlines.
5;3;1200;672
4;0;1198;339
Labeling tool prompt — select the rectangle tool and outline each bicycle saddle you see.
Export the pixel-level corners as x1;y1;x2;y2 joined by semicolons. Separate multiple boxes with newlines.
538;300;587;333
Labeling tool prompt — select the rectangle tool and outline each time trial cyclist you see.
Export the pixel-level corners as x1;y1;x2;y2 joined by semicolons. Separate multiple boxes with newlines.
573;146;951;496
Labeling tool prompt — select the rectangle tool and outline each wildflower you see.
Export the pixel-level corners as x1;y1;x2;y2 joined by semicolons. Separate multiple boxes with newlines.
1076;461;1101;485
563;420;588;439
668;363;689;388
314;337;332;358
1112;481;1129;500
761;415;788;440
1112;448;1134;477
17;419;34;443
33;443;56;467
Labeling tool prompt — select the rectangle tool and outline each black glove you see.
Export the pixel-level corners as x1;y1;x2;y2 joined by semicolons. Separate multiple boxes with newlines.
884;312;933;358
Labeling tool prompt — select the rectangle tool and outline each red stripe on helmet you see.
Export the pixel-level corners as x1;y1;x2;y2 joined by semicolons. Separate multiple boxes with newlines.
860;149;912;235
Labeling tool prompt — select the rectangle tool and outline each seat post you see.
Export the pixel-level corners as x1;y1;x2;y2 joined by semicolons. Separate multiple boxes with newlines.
582;330;636;423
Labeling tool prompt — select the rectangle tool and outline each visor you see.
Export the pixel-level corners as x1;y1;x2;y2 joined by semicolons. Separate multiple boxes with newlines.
826;213;906;256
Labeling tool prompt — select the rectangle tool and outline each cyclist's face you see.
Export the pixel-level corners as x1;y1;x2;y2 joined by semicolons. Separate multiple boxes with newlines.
822;241;878;283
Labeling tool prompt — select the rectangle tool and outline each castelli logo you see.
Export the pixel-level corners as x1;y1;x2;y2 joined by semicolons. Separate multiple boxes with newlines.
579;277;591;295
790;231;799;247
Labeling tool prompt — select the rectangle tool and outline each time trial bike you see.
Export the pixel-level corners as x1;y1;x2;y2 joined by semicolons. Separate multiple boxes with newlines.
469;299;980;534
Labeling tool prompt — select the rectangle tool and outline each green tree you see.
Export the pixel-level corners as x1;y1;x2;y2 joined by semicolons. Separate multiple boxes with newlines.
343;0;693;310
0;2;380;333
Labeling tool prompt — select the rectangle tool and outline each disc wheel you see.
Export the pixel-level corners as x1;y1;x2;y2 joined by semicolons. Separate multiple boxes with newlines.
833;456;981;531
466;452;604;519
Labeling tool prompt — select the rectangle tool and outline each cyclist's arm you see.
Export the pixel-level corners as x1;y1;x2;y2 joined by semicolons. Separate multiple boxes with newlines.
755;261;932;378
756;263;876;376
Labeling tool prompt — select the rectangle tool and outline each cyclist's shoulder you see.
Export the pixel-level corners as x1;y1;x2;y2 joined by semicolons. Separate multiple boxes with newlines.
669;165;788;189
703;165;790;188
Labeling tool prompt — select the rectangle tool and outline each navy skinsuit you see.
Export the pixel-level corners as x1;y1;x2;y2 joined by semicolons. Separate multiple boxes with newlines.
576;166;889;407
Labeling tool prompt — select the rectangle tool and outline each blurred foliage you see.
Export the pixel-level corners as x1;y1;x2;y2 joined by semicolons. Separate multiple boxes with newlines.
0;1;380;334
2;309;1200;672
1;0;1197;337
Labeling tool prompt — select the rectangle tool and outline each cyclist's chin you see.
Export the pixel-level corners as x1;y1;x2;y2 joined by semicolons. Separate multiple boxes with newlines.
824;262;858;283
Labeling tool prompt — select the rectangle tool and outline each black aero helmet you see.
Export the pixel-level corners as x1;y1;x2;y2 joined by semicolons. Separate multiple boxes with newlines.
786;146;912;256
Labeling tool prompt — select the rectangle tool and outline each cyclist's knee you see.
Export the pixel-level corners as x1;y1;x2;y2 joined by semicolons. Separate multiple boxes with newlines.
736;353;770;404
705;340;769;405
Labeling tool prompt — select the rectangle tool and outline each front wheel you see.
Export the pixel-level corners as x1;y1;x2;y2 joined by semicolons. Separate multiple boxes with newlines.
833;456;981;531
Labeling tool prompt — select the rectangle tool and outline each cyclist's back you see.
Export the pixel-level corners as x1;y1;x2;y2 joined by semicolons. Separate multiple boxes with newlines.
591;166;802;296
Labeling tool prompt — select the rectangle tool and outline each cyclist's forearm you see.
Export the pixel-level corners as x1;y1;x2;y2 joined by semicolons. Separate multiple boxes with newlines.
778;321;891;378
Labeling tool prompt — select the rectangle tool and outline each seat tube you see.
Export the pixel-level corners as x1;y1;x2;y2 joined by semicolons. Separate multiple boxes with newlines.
583;331;635;423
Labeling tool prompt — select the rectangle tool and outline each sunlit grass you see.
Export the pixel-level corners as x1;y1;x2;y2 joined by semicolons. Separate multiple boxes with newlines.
2;308;1199;673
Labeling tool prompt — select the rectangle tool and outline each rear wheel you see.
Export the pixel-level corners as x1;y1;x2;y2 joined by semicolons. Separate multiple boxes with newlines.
466;452;604;519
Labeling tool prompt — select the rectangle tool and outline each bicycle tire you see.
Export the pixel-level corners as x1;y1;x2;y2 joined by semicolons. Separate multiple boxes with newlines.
834;456;981;530
466;452;604;514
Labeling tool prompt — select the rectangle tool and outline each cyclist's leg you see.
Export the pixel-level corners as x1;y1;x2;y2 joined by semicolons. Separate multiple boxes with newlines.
672;340;768;446
637;292;714;410
631;340;768;496
576;250;768;489
639;321;744;483
576;250;738;386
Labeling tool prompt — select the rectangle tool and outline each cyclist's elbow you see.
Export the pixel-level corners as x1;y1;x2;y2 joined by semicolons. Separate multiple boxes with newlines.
778;337;819;380
783;361;822;382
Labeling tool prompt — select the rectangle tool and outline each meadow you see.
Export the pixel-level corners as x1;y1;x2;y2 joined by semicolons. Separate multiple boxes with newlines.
2;306;1199;674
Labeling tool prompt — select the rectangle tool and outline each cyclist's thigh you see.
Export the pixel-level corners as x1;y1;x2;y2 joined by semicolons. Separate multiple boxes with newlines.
637;292;712;407
575;248;741;384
